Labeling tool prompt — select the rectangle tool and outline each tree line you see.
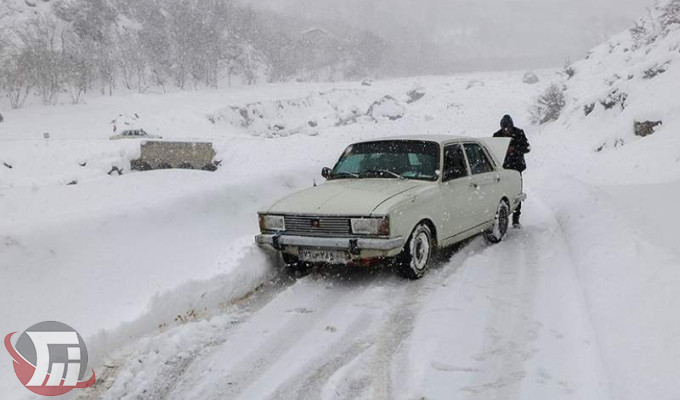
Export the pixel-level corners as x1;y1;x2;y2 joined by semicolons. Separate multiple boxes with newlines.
0;0;389;108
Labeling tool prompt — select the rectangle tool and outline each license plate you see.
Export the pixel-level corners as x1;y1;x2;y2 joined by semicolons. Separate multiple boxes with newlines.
299;249;349;264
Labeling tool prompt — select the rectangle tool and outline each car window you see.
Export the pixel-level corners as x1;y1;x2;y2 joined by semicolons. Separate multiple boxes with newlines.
464;143;494;175
443;144;468;182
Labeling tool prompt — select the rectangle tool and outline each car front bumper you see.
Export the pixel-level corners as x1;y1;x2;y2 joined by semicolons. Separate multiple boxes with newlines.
255;234;406;259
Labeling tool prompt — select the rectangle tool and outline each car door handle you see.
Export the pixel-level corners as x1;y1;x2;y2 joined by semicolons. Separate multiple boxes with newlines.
495;175;501;183
470;181;479;189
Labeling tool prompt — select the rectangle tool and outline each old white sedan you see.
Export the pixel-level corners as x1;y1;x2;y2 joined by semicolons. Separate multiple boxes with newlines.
256;135;526;279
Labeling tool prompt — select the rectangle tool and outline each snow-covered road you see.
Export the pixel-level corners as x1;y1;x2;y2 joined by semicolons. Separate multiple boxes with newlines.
91;184;612;400
3;69;679;399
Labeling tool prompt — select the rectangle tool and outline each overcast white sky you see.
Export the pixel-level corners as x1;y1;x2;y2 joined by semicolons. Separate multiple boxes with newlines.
247;0;656;73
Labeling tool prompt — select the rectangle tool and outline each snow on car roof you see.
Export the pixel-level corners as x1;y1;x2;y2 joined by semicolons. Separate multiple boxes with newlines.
358;135;469;145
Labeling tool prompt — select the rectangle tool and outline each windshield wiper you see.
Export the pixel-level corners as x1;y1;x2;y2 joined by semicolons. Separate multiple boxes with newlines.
330;171;360;179
361;169;406;179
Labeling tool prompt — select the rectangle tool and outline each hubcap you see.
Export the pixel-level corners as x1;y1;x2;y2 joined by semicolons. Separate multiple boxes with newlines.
412;231;430;270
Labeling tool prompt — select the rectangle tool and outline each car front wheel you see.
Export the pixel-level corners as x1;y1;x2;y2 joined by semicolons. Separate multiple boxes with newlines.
484;200;510;244
395;223;434;280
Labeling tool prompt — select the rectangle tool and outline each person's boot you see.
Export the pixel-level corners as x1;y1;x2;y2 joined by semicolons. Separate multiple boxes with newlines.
512;215;522;229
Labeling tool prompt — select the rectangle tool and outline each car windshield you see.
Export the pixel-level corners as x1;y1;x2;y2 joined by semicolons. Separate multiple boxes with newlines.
330;140;440;181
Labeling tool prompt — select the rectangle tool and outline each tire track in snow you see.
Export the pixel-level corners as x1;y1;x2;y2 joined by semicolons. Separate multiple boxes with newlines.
189;284;351;399
267;312;376;400
458;191;611;399
215;250;473;400
172;268;401;400
308;249;474;400
459;230;540;398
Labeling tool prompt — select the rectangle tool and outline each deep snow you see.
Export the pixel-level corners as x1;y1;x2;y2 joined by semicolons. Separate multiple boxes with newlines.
1;41;679;399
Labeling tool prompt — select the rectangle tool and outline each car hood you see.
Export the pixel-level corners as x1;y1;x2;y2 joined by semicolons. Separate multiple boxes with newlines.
265;179;427;216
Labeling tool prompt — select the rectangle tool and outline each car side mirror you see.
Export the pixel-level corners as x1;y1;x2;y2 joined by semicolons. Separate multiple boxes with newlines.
321;167;332;179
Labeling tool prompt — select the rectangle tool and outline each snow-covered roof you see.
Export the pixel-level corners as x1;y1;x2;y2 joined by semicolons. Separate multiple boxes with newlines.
366;134;468;144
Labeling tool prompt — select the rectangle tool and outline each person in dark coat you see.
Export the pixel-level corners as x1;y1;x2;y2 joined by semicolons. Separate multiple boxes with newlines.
493;114;530;227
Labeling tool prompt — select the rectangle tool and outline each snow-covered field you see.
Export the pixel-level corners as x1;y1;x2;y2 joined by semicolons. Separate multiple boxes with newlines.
1;28;679;398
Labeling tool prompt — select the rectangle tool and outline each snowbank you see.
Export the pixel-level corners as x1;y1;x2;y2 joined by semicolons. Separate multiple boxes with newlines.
535;176;680;400
0;71;550;398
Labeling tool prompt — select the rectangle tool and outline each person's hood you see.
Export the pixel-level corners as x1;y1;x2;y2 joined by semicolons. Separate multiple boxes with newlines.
263;179;428;216
500;114;514;129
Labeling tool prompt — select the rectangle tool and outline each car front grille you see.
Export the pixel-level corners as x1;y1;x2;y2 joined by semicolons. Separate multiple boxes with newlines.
284;215;352;236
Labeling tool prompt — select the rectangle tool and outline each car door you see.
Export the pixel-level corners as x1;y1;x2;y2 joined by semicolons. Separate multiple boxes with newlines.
463;142;499;226
439;144;477;241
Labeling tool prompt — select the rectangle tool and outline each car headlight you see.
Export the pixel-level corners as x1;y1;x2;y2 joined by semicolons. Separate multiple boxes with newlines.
259;214;286;231
351;217;390;236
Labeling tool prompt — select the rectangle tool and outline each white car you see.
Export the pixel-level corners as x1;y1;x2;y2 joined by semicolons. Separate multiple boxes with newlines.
256;135;526;279
109;129;162;140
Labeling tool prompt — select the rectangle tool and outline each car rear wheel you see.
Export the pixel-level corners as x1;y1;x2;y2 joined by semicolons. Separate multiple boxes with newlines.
484;200;510;244
395;223;433;280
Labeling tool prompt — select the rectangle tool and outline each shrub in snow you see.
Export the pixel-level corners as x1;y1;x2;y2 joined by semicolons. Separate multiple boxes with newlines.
529;84;566;125
599;90;628;111
108;166;124;176
643;62;670;79
466;80;484;89
336;108;363;126
630;0;680;49
660;0;680;30
367;96;405;121
522;72;539;84
563;61;576;79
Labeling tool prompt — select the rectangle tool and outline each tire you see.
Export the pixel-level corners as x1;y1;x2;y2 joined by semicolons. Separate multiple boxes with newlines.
202;163;218;172
484;200;510;244
395;223;434;280
131;160;152;171
282;252;309;274
282;252;300;266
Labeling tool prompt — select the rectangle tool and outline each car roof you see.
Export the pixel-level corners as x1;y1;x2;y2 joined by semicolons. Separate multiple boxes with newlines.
356;135;473;145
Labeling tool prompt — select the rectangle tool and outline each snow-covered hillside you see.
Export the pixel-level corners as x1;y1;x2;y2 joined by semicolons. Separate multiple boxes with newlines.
538;0;680;184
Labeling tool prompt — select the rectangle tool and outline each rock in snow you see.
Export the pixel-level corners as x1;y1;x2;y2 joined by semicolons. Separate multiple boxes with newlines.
634;120;663;137
523;71;540;84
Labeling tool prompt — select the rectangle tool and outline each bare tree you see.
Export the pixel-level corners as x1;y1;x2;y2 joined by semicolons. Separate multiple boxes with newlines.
0;49;33;109
117;30;148;92
16;15;67;105
62;32;93;104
